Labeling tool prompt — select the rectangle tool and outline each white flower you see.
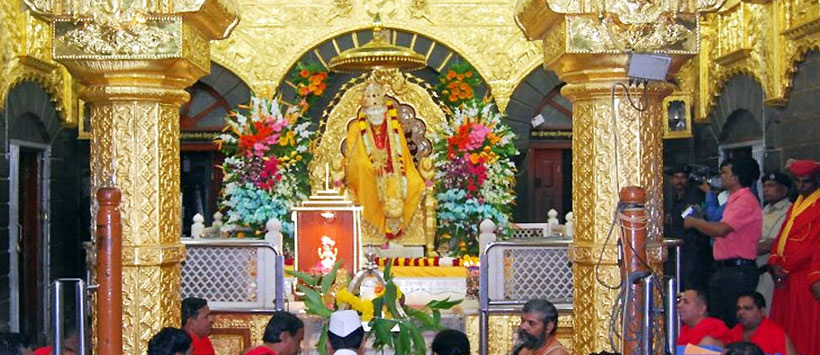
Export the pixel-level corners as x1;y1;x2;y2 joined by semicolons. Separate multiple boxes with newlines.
296;145;308;153
218;134;237;144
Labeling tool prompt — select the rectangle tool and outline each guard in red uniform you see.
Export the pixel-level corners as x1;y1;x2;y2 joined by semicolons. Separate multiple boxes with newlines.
243;311;304;355
182;298;214;355
768;159;820;355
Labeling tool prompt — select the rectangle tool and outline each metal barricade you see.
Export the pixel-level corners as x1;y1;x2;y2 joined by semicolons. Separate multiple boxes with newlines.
52;278;89;355
663;238;684;354
478;239;574;355
181;239;285;311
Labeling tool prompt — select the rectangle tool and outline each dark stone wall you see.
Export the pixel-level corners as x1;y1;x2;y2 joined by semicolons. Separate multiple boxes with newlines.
0;81;86;332
668;51;820;181
765;50;820;168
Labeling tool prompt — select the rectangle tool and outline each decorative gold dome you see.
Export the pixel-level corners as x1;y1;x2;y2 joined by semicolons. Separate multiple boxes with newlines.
329;21;426;73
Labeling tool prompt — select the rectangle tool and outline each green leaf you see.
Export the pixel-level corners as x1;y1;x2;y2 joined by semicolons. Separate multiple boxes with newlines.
404;307;438;331
384;282;401;318
432;309;441;325
372;296;384;318
321;259;344;294
396;323;412;355
297;285;332;318
427;297;462;310
316;323;329;355
406;323;427;355
370;319;396;350
287;270;317;287
383;262;393;283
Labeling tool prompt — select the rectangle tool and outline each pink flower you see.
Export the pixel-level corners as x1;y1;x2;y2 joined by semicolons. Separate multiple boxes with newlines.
466;124;490;151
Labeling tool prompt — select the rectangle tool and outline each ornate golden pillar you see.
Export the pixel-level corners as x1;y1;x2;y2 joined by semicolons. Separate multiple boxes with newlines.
515;1;720;354
23;1;238;353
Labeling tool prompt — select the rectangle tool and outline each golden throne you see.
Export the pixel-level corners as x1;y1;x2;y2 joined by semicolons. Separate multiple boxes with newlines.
308;69;445;253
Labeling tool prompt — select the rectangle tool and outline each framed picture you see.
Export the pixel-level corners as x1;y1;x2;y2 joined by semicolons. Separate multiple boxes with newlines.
664;95;692;139
77;98;92;140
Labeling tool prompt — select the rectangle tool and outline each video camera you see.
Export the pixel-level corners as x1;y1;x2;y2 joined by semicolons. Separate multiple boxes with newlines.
686;164;722;189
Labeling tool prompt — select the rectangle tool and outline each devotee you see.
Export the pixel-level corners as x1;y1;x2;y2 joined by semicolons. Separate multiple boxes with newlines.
345;77;424;238
243;311;304;355
512;299;569;355
147;328;193;355
432;329;471;355
664;166;711;291
767;159;820;355
727;292;796;355
326;310;365;355
756;172;792;312
722;341;764;355
684;158;762;327
181;297;214;355
677;289;731;346
33;328;78;355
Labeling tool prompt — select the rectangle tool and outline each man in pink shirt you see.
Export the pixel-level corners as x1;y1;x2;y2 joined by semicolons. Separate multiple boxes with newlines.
685;158;762;328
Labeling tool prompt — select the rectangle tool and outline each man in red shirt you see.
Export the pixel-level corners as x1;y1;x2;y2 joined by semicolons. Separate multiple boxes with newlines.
182;298;214;355
243;311;304;355
768;159;820;355
685;158;762;327
727;292;797;355
677;289;731;346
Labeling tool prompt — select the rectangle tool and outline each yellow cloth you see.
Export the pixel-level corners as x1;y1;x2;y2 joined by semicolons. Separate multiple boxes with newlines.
345;117;424;235
775;189;820;256
378;266;467;278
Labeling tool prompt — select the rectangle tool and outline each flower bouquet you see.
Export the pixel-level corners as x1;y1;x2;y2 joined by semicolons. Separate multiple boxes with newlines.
290;261;461;355
431;103;518;256
217;96;314;251
435;61;483;108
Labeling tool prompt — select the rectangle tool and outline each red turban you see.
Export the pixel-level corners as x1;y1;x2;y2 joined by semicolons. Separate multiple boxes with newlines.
788;159;820;176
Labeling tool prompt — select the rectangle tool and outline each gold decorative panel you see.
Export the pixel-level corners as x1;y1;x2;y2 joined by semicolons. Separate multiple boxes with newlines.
209;0;544;112
465;313;574;355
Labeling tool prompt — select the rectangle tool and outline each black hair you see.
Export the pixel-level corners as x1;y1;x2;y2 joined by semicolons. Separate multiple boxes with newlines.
181;297;207;327
328;327;365;351
685;288;710;312
522;299;559;336
0;332;31;355
738;291;766;309
147;328;192;355
724;341;765;355
432;329;471;355
263;311;304;343
723;158;760;188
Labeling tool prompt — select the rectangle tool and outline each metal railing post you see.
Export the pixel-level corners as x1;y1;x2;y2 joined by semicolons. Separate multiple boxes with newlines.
666;277;678;355
641;275;654;355
275;254;285;311
52;278;89;354
52;280;62;354
479;253;489;355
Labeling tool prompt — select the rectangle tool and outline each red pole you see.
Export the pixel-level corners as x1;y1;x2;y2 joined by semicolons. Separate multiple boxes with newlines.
620;186;649;355
96;188;122;355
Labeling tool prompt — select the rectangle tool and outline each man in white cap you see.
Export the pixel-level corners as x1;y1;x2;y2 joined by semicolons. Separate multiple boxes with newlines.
327;310;366;355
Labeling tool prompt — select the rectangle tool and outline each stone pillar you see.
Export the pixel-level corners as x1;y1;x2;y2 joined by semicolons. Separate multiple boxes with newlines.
23;1;239;353
515;1;713;353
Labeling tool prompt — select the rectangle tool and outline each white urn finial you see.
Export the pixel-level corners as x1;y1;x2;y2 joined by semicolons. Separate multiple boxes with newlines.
191;213;205;238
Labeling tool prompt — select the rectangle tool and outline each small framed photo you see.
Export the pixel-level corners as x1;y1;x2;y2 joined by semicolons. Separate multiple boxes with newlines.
664;95;692;139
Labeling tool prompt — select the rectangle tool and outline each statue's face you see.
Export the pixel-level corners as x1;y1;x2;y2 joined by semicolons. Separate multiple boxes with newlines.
362;81;387;126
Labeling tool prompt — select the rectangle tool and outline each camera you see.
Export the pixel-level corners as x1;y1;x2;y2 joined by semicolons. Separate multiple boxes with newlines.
687;164;722;189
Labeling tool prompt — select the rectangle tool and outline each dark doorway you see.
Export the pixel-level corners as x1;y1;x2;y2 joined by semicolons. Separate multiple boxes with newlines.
18;148;45;342
723;146;753;161
528;148;566;222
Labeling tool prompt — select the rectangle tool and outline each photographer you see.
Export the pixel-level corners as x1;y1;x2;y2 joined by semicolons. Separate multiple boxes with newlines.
665;166;712;291
684;158;762;328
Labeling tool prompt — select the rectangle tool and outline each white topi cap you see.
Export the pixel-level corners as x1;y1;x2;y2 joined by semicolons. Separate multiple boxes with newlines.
329;310;363;337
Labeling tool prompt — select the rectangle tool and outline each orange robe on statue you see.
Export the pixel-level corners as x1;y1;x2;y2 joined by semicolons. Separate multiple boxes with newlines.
345;113;423;238
768;189;820;355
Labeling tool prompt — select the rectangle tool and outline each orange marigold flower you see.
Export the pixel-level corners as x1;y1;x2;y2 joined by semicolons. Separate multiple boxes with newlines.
448;81;459;89
460;82;471;91
457;74;464;80
310;74;323;85
449;94;459;102
300;69;310;78
297;86;309;96
465;71;473;78
446;70;457;80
